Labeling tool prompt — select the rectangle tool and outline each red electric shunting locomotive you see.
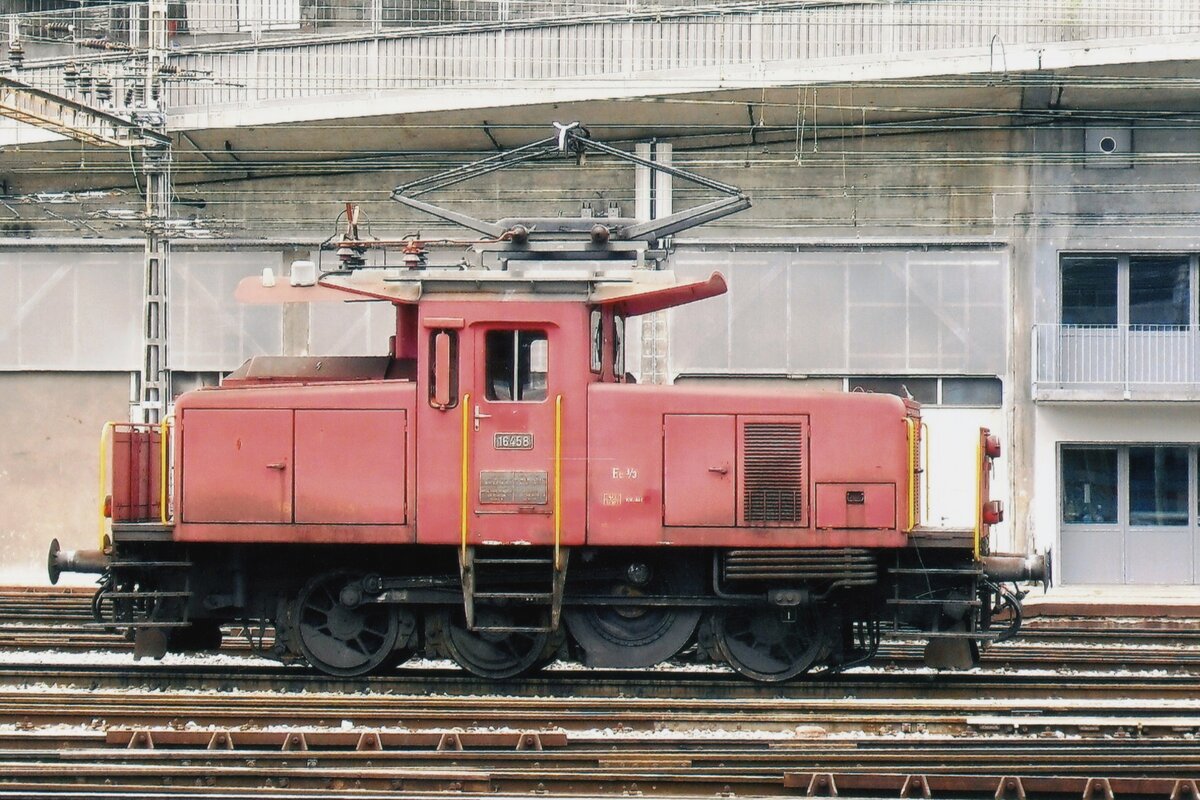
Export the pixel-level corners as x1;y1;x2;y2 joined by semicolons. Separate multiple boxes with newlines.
50;125;1046;681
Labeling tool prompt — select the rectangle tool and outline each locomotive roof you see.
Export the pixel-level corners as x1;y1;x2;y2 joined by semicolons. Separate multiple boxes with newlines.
237;266;727;317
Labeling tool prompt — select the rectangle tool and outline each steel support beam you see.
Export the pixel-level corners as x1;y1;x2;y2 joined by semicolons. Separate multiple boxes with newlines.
136;0;172;424
0;76;169;149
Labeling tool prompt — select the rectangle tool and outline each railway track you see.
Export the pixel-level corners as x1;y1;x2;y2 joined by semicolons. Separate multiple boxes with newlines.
1;587;1198;798
2;586;1199;674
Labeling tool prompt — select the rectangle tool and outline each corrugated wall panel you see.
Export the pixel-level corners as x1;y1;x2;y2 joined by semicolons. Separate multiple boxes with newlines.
667;247;1007;379
0;252;142;371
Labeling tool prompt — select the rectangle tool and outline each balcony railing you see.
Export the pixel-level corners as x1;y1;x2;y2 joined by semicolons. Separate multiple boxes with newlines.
1033;323;1200;399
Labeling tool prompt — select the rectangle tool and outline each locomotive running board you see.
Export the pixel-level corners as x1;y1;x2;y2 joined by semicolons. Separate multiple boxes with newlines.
459;546;568;633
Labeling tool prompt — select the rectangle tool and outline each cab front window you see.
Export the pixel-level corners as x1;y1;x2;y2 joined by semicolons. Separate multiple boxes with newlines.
486;329;548;401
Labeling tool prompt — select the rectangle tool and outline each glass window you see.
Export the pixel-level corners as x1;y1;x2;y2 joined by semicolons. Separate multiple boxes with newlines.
1129;446;1189;526
1061;447;1118;524
1061;256;1118;326
613;315;625;379
589;310;602;374
1130;256;1189;327
427;330;458;409
848;377;937;405
940;377;1003;407
486;330;548;402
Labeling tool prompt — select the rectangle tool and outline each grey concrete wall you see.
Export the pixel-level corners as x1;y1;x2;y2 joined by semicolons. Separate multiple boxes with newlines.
1016;122;1200;556
2;128;1016;241
0;372;129;584
224;128;1013;242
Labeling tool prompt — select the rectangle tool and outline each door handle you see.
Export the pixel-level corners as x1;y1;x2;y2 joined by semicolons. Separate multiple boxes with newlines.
708;466;729;475
473;405;492;431
266;462;287;470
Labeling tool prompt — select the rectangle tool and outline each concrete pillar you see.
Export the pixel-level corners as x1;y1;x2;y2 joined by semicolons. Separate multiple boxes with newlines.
635;141;672;385
1009;131;1036;556
281;248;311;357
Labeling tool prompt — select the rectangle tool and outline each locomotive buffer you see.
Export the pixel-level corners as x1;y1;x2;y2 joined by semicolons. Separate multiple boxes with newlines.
51;124;1046;681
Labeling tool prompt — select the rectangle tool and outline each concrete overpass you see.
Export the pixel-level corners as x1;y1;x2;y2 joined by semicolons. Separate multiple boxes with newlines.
3;0;1200;190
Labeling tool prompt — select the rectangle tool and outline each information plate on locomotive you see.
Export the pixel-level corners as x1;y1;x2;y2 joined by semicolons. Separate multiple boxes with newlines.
479;471;548;504
493;432;534;450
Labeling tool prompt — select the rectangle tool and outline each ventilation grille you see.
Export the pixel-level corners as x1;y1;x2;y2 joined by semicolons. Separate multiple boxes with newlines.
741;422;804;524
723;548;877;585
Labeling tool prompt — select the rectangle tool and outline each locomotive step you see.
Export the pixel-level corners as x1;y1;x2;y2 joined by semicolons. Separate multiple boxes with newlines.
472;557;555;566
471;625;554;634
883;629;1006;640
885;598;983;607
887;567;983;576
473;591;553;602
81;620;192;629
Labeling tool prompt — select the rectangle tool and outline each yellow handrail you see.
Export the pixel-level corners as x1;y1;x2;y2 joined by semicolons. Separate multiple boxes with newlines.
921;421;930;522
460;393;471;561
98;422;115;550
554;394;563;570
973;433;985;560
903;417;917;531
159;417;172;526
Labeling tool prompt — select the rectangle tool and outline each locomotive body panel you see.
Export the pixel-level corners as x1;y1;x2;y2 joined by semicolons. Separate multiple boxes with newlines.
586;383;910;548
172;380;417;544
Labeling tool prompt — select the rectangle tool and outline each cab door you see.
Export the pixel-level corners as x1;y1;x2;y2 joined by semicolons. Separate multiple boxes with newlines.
467;326;558;544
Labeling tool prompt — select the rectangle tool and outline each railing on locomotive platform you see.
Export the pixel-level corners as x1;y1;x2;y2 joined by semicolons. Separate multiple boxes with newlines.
98;418;173;548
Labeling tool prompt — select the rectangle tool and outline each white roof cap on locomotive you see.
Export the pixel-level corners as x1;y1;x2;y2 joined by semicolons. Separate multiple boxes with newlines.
237;264;727;317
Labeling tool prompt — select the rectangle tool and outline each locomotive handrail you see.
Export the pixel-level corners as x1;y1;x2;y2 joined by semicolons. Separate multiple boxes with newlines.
554;394;563;571
461;393;471;561
921;421;931;523
159;417;172;527
904;417;917;532
98;421;115;550
98;419;173;546
973;433;985;559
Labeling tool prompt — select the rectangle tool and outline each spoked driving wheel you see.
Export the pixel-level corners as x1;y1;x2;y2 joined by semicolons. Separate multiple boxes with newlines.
712;607;827;682
564;554;703;668
432;606;559;680
292;572;401;677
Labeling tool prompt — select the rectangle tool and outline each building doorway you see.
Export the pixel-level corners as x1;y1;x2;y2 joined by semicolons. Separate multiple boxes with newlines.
1060;444;1196;584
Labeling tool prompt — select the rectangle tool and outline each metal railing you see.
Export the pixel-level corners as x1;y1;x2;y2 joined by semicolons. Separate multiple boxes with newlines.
5;0;731;49
1033;323;1200;394
8;0;1200;116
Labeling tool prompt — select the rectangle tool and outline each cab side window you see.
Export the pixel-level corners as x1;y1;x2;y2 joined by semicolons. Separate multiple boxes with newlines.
486;329;548;401
589;310;603;374
613;315;626;379
428;329;458;409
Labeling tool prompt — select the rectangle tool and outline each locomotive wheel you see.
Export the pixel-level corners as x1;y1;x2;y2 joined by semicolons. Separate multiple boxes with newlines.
293;573;401;677
433;607;559;680
711;607;826;682
564;556;703;668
